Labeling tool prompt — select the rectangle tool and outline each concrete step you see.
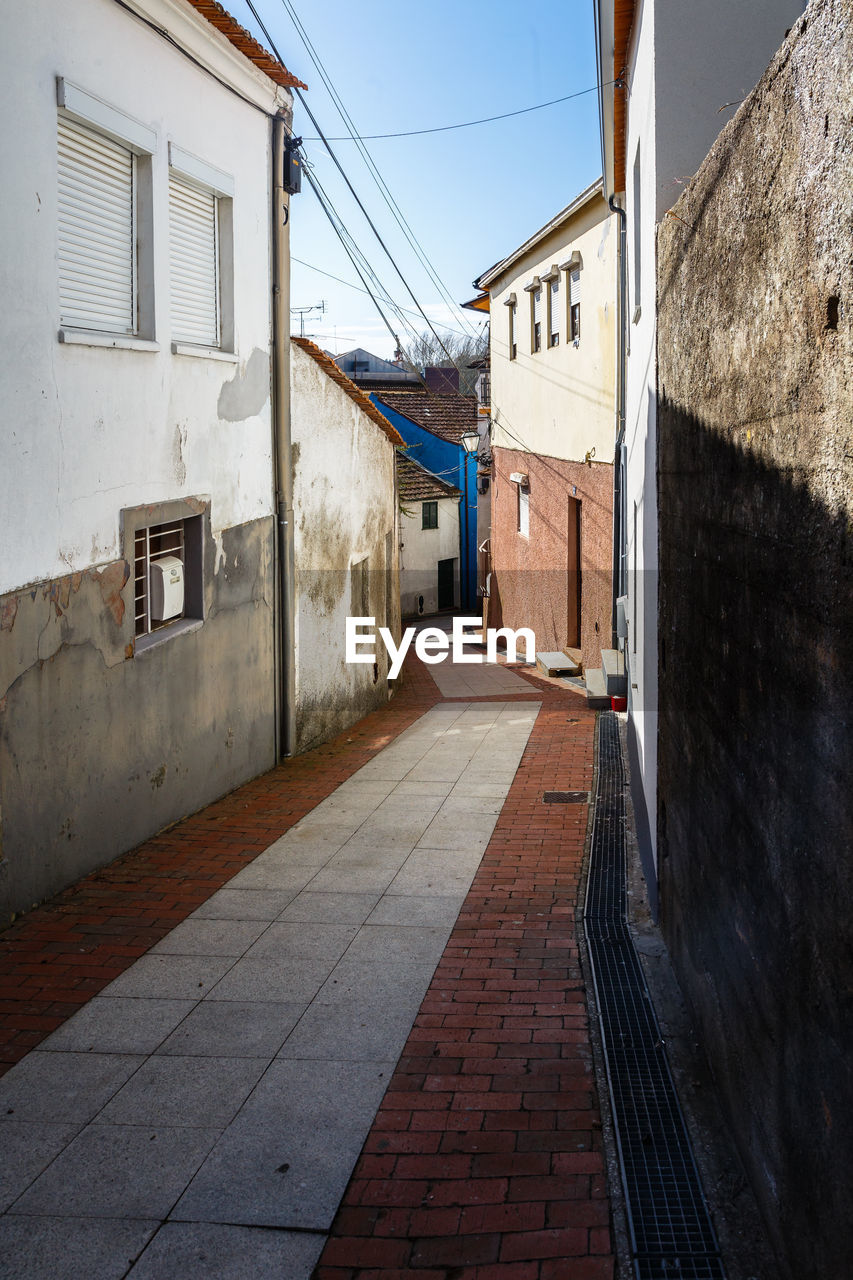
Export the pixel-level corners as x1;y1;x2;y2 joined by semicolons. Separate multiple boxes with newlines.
584;667;611;709
600;648;627;697
536;650;582;677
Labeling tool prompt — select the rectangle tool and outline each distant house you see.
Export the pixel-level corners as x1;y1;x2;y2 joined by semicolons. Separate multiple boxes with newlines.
335;347;419;387
396;453;462;617
370;388;479;610
473;180;617;671
0;0;305;923
290;339;402;748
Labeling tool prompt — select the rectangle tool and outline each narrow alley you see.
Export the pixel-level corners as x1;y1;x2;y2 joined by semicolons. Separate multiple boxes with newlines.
0;650;616;1278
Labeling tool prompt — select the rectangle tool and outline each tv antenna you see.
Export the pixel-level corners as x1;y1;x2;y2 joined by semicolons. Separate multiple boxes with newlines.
290;300;326;337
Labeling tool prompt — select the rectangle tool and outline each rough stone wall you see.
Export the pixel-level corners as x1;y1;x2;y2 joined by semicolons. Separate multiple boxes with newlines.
0;516;276;924
655;3;853;1275
489;446;612;668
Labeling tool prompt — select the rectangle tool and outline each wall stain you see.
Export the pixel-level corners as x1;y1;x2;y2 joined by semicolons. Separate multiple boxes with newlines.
217;348;270;422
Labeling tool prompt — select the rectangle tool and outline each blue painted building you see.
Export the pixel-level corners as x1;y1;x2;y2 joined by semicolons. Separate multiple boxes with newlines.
370;389;479;611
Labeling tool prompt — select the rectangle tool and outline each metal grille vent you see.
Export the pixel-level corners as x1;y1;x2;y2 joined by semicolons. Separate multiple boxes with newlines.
585;713;726;1280
543;791;589;804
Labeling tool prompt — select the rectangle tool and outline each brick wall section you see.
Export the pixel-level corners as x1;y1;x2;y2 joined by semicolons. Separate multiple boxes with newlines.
315;691;614;1279
655;2;853;1275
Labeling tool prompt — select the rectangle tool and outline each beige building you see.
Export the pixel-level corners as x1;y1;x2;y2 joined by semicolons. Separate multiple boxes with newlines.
474;181;617;669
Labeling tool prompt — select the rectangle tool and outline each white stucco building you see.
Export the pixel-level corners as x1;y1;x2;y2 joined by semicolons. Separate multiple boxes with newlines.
290;339;402;750
0;0;304;922
594;0;807;900
396;453;462;617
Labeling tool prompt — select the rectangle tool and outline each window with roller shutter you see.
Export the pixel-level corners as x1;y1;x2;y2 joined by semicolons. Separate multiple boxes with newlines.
57;116;137;334
569;266;581;342
169;173;220;347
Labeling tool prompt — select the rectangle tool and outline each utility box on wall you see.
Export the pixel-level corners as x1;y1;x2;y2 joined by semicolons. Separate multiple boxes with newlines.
150;556;184;621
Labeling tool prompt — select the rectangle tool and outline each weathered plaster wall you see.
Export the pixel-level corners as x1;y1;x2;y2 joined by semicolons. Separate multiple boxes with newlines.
0;515;276;924
399;497;461;617
0;0;282;595
290;346;400;753
656;4;853;1275
489;447;612;668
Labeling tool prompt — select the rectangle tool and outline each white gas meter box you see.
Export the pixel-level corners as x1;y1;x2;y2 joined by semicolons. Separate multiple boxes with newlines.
150;556;184;622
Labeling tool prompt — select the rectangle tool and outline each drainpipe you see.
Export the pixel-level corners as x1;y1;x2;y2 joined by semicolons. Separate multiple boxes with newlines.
609;195;627;649
272;114;296;758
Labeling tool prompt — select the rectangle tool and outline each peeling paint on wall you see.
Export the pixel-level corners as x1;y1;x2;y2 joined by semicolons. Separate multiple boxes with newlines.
217;348;271;422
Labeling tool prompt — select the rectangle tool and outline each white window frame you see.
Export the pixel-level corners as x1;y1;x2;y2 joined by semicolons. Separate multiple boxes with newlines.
169;143;235;359
517;483;530;538
559;251;583;347
56;78;157;351
504;293;518;360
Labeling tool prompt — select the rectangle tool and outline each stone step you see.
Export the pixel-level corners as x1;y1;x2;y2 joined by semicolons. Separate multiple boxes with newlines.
536;649;582;677
600;648;627;696
584;667;611;709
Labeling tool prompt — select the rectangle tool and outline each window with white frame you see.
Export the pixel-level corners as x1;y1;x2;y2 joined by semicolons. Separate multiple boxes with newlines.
632;141;642;321
569;267;581;343
517;483;530;538
56;79;155;340
509;299;517;360
549;278;560;347
532;287;542;352
168;144;234;351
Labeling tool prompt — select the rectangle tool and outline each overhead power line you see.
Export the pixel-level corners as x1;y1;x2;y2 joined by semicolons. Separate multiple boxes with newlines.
242;0;474;354
305;83;614;141
276;0;478;339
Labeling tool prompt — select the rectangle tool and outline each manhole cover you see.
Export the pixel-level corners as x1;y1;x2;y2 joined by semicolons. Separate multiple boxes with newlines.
543;791;589;803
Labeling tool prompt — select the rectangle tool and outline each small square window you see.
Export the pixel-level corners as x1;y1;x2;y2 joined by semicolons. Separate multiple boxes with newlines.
125;501;205;649
422;501;438;529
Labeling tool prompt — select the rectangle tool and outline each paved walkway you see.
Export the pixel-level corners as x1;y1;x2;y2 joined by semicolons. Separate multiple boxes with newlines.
0;654;609;1279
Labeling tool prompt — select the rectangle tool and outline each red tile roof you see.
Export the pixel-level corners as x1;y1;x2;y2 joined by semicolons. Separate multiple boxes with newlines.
292;337;404;445
396;452;461;502
184;0;307;90
375;389;478;446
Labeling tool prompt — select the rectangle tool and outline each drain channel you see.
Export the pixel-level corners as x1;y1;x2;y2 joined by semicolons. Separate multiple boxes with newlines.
584;712;726;1280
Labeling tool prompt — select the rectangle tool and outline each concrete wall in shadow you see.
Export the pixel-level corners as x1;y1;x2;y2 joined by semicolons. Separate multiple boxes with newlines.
655;2;853;1275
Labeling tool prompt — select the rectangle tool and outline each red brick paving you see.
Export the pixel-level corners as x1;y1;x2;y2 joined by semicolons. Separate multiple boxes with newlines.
0;652;614;1278
313;691;613;1278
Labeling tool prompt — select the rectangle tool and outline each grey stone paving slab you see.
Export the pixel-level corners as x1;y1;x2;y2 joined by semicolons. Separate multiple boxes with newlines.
308;863;398;894
317;955;437;1003
10;1124;221;1219
387;854;482;898
366;894;466;927
242;922;357;962
0;1052;143;1126
391;779;456;798
97;1056;268;1128
101;955;234;1001
326;840;412;870
150;919;268;957
173;1060;390;1230
38;998;196;1055
222;861;317;893
278;891;380;924
0;1122;82;1213
345;924;452;966
0;1215;158;1280
190;888;298;920
127;1222;326;1280
156;1001;304;1059
418;813;498;850
277;992;423;1062
206;957;330;1004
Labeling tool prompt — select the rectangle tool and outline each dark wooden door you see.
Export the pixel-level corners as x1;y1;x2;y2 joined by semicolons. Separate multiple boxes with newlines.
437;558;455;611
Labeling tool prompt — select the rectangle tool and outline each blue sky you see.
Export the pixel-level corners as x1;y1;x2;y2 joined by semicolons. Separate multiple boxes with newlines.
234;1;603;359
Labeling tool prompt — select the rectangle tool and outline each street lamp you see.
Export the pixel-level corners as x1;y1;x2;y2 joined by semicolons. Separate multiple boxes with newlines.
461;429;479;455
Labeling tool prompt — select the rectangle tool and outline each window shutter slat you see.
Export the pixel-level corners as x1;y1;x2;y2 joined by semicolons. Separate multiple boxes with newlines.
570;267;581;306
533;289;542;323
169;173;219;346
57;117;135;334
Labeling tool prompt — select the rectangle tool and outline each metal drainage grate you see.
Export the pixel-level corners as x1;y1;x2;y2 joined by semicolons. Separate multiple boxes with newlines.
543;791;589;804
584;713;726;1280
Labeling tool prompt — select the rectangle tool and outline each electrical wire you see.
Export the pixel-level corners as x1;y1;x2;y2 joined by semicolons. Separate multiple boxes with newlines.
275;0;479;338
242;0;462;366
305;83;614;141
